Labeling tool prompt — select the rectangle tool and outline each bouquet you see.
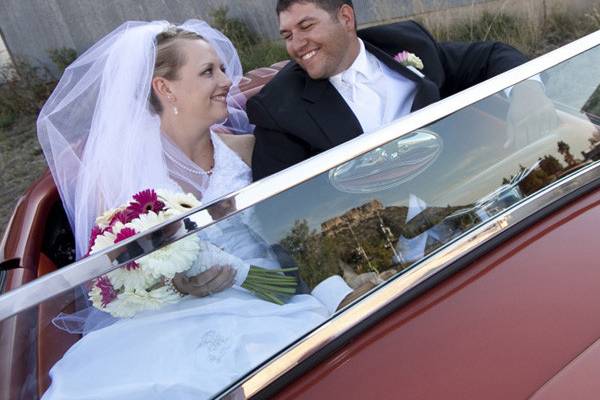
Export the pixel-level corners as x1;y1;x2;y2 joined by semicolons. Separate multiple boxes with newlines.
87;189;297;317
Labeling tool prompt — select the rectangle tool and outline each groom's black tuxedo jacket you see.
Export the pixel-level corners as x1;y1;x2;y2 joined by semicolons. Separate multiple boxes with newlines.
248;21;527;180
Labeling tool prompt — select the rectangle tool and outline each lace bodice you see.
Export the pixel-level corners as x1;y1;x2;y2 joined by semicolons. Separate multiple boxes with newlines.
197;132;277;269
201;131;252;204
162;130;251;205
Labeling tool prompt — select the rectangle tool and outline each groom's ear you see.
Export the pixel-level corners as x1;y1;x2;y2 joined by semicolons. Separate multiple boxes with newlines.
337;4;356;32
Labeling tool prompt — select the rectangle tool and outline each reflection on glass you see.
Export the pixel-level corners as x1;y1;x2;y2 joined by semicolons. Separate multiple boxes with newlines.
3;45;600;399
257;59;600;318
329;129;443;193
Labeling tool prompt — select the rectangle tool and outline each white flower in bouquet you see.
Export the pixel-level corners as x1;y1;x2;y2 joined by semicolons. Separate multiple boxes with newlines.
89;229;117;254
157;189;202;214
86;189;201;317
107;267;157;292
97;287;182;318
128;210;201;279
95;206;126;227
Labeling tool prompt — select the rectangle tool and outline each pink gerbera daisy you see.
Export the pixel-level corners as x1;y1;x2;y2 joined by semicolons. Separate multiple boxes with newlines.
85;225;103;256
95;276;117;307
110;210;131;226
85;225;115;257
394;51;410;63
114;227;140;270
126;189;165;219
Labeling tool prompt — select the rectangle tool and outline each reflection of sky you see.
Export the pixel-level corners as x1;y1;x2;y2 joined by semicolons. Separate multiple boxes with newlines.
252;46;600;244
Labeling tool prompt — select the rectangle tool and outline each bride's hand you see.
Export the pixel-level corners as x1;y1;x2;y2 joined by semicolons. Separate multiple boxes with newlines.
172;265;236;297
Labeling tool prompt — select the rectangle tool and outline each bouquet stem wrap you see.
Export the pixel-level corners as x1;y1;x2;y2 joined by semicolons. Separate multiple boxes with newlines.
242;266;298;305
189;240;297;305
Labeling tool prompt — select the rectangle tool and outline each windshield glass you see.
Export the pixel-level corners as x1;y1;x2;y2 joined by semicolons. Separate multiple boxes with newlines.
2;44;600;400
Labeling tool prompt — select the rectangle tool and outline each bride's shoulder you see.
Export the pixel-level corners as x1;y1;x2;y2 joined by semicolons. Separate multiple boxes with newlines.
216;132;255;166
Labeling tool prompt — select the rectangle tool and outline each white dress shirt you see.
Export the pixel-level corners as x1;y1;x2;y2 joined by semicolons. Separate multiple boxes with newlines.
329;39;543;134
329;39;418;134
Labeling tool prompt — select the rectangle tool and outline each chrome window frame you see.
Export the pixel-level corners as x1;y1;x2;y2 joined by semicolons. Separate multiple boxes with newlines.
0;28;599;398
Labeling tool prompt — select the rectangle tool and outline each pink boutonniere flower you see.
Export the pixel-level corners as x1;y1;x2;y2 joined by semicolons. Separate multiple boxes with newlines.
394;51;424;70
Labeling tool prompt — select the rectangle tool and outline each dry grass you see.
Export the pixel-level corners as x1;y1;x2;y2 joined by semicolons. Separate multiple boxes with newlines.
419;2;600;56
0;116;47;234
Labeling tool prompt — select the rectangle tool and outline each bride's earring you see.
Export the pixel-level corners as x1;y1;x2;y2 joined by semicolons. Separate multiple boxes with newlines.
168;95;178;116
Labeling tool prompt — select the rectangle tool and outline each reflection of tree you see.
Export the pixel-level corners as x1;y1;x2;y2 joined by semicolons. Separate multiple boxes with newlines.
279;220;340;289
501;154;564;196
500;132;600;197
539;154;563;175
279;204;466;288
583;130;600;161
557;140;578;167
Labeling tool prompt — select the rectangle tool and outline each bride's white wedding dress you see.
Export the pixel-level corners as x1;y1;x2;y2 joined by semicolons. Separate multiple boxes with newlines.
42;133;351;400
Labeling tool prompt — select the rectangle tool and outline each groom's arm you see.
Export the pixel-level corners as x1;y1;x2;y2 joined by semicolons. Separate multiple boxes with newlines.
420;22;558;149
247;95;311;181
410;20;529;96
436;40;528;97
359;21;528;96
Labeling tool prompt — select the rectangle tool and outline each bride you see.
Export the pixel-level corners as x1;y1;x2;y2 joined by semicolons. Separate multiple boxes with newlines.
37;20;356;399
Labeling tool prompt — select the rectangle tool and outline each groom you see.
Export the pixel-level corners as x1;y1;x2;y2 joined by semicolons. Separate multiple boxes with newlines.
248;0;556;180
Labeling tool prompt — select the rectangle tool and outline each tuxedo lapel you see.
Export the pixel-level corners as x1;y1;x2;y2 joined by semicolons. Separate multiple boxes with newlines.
302;78;363;147
364;42;421;84
364;42;440;112
298;41;441;148
410;78;440;112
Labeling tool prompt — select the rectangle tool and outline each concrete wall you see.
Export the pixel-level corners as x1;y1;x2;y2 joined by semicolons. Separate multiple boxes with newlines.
0;0;596;69
0;0;500;68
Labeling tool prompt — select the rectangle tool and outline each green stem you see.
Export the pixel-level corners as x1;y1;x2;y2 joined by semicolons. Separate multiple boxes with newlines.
250;266;298;273
241;265;299;305
243;280;297;294
245;276;297;285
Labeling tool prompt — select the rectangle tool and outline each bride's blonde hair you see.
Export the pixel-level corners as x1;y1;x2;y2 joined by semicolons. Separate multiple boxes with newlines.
150;26;205;114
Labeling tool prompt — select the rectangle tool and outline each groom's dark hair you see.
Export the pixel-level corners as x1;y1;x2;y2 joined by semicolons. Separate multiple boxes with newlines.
276;0;354;15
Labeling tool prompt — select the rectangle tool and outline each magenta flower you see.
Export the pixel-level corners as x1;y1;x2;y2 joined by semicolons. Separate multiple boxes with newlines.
126;189;165;219
110;210;131;226
89;225;102;245
85;225;115;257
393;51;424;70
394;51;410;63
95;276;117;307
114;227;140;270
85;225;103;256
115;227;137;243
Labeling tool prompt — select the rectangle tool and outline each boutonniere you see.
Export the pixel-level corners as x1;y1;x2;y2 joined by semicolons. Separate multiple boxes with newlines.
394;51;424;70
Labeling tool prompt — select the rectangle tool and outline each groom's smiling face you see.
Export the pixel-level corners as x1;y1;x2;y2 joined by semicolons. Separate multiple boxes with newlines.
279;2;359;79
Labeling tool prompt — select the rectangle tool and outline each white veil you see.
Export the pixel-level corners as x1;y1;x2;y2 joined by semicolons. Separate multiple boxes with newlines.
37;20;252;259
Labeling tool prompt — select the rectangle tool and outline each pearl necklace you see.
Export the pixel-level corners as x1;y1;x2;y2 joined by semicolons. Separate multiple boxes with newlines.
164;150;214;176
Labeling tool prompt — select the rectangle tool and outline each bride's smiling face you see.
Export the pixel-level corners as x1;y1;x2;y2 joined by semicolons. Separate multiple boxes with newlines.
168;39;232;126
